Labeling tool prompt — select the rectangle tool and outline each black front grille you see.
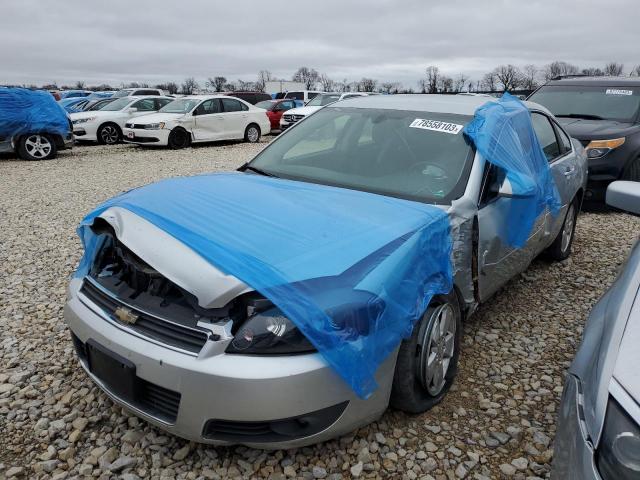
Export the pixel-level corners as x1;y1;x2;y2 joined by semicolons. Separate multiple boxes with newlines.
126;135;159;143
202;401;349;443
71;332;181;423
283;114;304;123
125;123;148;129
80;279;210;354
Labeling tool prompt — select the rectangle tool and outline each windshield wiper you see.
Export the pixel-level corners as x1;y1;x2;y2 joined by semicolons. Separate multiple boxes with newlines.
238;163;278;178
555;113;605;120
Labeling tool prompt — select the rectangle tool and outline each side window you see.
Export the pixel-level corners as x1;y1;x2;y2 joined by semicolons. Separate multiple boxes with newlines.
155;98;171;109
307;92;320;100
554;123;572;155
531;113;561;162
194;99;221;115
140;89;159;96
221;98;243;112
286;92;304;101
131;98;156;111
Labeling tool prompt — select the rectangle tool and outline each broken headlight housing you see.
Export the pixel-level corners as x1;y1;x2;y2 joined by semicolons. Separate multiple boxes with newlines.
226;305;316;355
597;397;640;479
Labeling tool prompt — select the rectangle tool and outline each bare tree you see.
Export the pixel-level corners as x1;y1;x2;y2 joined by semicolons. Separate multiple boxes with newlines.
438;75;454;93
358;78;377;92
493;64;523;91
205;76;227;92
630;65;640;77
604;62;624;76
581;67;605;76
223;82;237;92
181;77;199;95
319;74;335;91
424;66;440;93
156;82;178;94
380;81;400;94
75;80;86;89
521;64;539;90
481;71;497;91
255;70;273;92
236;79;255;91
292;67;319;89
543;61;579;81
454;73;469;92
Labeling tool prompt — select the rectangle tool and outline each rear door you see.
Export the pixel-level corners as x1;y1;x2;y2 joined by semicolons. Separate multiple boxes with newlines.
220;98;249;139
192;99;224;141
530;112;579;243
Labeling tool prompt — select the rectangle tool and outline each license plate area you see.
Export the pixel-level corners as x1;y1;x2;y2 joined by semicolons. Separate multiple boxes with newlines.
86;339;136;401
127;131;134;139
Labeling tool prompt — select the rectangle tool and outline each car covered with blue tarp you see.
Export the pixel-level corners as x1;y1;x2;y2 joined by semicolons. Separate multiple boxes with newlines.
0;88;73;160
64;93;587;448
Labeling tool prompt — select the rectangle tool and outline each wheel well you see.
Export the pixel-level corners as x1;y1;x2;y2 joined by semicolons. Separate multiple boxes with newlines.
246;123;261;134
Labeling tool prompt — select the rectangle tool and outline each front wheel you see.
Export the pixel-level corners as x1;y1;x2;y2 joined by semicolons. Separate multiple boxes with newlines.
546;198;578;261
390;292;462;413
622;157;640;181
97;123;121;145
18;134;57;160
167;128;191;149
244;124;261;143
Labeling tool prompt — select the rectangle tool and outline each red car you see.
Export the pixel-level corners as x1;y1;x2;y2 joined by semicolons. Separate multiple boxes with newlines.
255;99;297;131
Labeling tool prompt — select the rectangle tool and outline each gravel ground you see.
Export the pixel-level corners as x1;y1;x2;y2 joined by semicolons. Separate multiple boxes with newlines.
1;142;639;480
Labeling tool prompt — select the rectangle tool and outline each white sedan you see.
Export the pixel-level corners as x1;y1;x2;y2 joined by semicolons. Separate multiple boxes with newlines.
70;96;173;144
122;95;271;148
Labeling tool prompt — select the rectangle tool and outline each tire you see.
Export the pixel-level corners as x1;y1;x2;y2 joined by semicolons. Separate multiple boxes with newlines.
546;197;578;261
167;128;191;149
390;291;462;414
244;124;261;143
97;123;121;145
622;157;640;181
17;133;57;160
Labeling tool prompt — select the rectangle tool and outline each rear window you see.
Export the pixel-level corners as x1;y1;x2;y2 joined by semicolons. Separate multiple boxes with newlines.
529;85;640;122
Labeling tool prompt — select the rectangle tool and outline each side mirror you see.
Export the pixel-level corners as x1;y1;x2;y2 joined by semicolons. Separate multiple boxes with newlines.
496;178;530;199
606;181;640;215
127;107;137;113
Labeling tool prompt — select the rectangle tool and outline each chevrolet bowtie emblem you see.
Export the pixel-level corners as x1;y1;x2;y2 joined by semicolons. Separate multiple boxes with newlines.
114;306;139;325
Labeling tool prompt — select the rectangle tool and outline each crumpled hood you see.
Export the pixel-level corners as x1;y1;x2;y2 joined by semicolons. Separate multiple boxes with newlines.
556;118;640;140
75;172;453;398
286;105;322;117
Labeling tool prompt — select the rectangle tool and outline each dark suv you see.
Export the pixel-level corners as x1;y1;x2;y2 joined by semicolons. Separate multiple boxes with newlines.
225;91;272;105
528;77;640;204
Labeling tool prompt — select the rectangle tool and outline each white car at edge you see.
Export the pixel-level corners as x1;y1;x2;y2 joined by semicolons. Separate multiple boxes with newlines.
279;92;375;131
123;95;271;148
70;96;173;144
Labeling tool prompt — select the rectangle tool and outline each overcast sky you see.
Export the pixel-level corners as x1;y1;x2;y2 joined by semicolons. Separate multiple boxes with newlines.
2;0;638;88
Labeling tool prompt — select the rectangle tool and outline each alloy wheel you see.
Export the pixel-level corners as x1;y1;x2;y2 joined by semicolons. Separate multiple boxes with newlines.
419;304;456;396
100;125;119;144
561;204;575;253
247;126;259;142
24;135;52;159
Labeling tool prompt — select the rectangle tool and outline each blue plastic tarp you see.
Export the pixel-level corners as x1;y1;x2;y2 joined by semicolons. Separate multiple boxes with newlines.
76;173;453;398
463;93;561;247
0;88;70;139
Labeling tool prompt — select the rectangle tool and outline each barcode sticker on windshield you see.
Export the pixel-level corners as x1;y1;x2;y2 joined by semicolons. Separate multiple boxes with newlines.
606;89;633;96
409;119;463;134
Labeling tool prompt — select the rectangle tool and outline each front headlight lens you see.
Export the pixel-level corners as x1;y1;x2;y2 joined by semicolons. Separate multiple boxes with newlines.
597;397;640;479
144;122;165;130
585;137;625;159
226;306;316;355
72;116;97;125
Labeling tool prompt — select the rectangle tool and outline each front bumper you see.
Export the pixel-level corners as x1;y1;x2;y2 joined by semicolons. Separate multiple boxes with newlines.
551;375;601;479
64;277;393;448
123;128;170;146
73;122;99;142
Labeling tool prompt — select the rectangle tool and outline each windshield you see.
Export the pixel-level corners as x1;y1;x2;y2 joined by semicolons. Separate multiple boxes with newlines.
529;85;640;122
255;100;275;110
89;99;115;110
159;98;201;114
249;107;474;204
307;94;341;107
101;97;134;111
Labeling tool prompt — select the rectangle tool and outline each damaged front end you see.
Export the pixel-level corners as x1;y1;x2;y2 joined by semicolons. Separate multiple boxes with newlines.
80;216;316;357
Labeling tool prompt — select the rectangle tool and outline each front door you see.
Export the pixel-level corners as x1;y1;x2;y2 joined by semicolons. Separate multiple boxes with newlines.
192;99;224;141
476;163;547;301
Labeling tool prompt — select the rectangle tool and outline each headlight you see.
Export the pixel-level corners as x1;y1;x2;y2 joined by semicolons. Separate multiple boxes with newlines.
585;138;625;159
72;117;96;125
226;306;315;355
144;122;165;130
597;397;640;479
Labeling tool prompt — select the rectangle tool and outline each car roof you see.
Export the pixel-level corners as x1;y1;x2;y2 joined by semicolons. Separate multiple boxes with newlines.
332;93;552;117
545;76;640;87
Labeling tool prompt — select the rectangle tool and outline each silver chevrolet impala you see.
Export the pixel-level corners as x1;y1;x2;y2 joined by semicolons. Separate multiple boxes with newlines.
65;95;587;448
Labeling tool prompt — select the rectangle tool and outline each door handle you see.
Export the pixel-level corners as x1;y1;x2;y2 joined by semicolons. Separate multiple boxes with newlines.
563;166;576;176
